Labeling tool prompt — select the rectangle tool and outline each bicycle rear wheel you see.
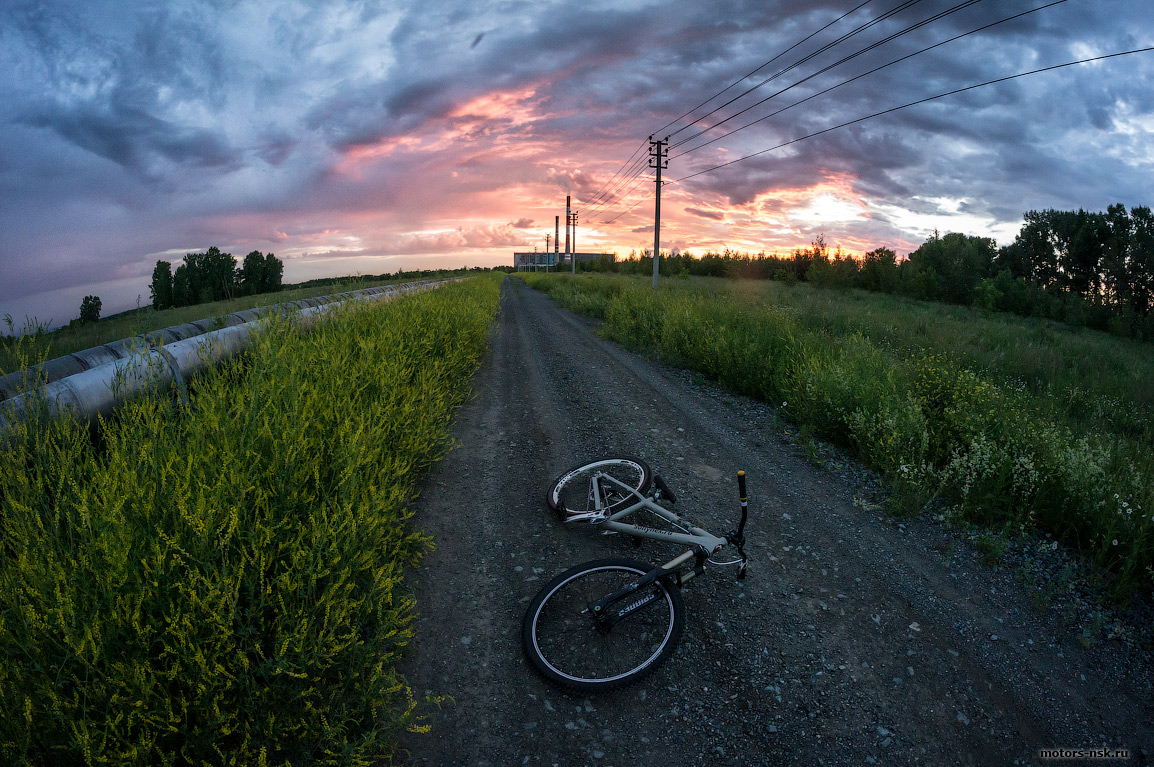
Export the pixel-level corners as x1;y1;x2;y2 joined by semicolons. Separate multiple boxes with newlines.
546;457;652;516
522;557;684;692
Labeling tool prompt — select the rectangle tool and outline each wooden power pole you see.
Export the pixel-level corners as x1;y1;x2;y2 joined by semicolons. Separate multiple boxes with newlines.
649;135;669;292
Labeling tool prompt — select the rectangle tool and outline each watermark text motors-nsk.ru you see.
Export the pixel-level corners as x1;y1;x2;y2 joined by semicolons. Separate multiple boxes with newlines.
1039;746;1130;761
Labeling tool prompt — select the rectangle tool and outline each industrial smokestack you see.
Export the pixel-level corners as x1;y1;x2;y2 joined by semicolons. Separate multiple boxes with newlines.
565;195;571;258
555;216;560;260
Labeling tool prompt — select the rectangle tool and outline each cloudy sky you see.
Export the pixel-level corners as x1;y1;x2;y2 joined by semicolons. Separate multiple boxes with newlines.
1;0;1152;328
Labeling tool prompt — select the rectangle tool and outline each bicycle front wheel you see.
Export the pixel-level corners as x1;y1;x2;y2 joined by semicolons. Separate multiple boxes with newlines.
522;558;684;692
546;457;652;516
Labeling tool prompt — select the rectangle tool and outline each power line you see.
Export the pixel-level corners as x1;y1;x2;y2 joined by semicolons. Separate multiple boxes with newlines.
590;171;655;222
597;186;658;226
590;0;886;220
599;1;909;220
583;140;650;207
670;0;986;152
651;0;878;138
600;1;921;223
667;0;928;139
670;0;1068;160
584;155;650;213
672;47;1154;186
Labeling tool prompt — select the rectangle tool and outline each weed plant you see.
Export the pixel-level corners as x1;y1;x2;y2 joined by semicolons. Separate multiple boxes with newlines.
0;276;500;765
520;273;1153;600
0;277;405;374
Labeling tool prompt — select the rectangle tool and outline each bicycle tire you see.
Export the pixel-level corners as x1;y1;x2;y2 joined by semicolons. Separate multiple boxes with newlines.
522;557;684;692
546;457;652;516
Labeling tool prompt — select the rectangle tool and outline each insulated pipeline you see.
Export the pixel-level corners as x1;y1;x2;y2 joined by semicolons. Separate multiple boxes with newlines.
0;278;460;432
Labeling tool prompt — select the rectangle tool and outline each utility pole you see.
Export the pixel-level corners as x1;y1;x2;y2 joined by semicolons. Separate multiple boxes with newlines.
564;195;571;266
571;210;578;274
649;135;669;292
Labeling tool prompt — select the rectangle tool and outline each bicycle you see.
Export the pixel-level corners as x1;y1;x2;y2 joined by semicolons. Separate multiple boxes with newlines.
521;456;750;692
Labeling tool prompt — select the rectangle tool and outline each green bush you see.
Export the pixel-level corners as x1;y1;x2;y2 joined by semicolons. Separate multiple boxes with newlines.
0;277;500;765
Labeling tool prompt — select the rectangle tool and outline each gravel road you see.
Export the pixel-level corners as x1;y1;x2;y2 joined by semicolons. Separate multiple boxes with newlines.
396;276;1152;766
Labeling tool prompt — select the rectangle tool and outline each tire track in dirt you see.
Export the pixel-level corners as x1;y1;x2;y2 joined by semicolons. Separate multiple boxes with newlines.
397;277;1152;766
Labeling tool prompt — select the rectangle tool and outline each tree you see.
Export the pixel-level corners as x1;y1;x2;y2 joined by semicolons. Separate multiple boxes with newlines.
238;251;285;295
239;251;267;295
902;231;995;305
1130;205;1154;316
858;247;899;293
263;252;283;292
172;263;193;307
1054;209;1106;299
1101;204;1132;310
79;295;102;323
165;247;240;307
200;246;238;303
150;260;174;310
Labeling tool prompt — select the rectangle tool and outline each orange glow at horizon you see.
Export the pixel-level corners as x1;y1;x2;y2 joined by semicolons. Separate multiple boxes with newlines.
326;86;916;264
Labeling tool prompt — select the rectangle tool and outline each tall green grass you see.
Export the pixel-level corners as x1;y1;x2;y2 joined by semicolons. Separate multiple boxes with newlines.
521;273;1154;600
0;276;500;765
0;277;406;374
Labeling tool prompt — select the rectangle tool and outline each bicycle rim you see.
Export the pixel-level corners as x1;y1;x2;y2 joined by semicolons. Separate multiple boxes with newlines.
527;562;680;689
550;458;649;515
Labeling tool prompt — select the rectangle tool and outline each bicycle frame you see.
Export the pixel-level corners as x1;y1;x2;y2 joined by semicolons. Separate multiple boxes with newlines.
523;459;750;690
574;471;728;573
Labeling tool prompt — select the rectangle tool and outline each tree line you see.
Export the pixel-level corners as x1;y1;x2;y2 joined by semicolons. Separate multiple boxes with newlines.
150;248;284;310
584;204;1154;341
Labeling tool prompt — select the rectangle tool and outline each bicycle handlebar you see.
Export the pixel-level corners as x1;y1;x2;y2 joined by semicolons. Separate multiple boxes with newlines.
737;470;748;538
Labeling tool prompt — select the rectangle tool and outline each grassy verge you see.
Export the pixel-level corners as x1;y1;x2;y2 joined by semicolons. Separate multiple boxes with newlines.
520;273;1153;601
1;275;426;374
0;275;501;765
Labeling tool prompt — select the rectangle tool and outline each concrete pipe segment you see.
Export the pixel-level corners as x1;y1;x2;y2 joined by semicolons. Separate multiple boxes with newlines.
0;278;460;433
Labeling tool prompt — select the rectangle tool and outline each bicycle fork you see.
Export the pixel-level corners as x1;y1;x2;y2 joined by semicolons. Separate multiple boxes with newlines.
588;470;750;632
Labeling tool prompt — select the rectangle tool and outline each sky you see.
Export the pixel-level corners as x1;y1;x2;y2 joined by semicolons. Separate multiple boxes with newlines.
1;0;1152;329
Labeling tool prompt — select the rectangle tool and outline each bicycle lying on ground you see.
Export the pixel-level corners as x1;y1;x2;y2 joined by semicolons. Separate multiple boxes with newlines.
521;456;750;692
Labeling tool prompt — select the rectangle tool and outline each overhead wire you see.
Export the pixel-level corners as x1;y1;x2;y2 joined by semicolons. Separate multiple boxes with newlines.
583;140;650;207
595;0;1085;231
665;0;928;139
594;0;929;225
650;0;877;139
670;0;1068;160
591;0;886;223
598;188;658;226
589;171;655;222
595;0;933;224
670;0;987;152
671;47;1154;186
584;154;650;213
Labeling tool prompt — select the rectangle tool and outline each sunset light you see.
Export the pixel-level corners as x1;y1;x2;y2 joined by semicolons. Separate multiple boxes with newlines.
1;0;1152;326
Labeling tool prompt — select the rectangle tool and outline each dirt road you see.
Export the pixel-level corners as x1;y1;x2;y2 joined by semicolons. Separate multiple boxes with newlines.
397;277;1152;766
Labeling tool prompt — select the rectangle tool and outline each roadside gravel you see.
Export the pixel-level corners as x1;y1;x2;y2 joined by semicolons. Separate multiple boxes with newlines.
395;277;1152;766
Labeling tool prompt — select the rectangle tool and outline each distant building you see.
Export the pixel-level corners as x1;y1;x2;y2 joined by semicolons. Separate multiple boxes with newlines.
513;252;615;271
513;252;558;271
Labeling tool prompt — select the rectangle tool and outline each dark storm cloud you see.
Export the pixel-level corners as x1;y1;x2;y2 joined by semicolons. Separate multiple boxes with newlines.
686;207;726;221
23;101;239;174
2;0;1153;325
